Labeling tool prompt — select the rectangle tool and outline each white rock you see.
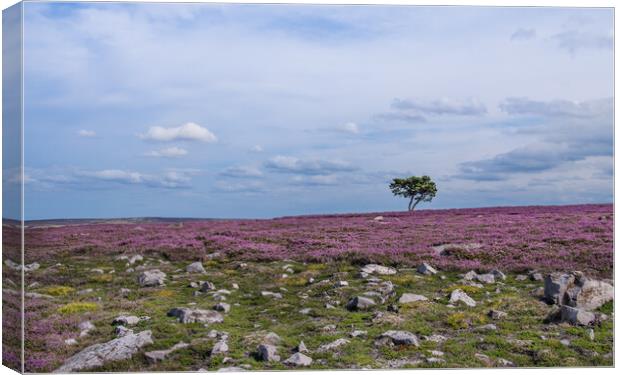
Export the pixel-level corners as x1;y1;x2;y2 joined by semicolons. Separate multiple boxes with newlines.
317;338;350;352
360;264;397;275
186;262;206;273
167;308;224;324
378;330;419;346
398;293;428;304
417;262;437;275
137;269;166;287
449;289;476;307
283;352;313;366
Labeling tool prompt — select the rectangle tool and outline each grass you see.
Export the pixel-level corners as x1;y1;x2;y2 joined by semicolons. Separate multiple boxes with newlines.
57;301;99;314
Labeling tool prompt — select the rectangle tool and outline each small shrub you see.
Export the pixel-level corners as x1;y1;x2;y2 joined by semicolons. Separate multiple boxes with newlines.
155;289;175;298
447;312;469;329
90;274;114;283
57;302;98;314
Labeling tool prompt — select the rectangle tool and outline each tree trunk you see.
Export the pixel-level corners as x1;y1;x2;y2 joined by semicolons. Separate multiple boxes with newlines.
408;197;414;211
409;198;422;211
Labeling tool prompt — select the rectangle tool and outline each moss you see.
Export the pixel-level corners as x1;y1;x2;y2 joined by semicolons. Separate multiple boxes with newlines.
57;301;99;314
41;285;75;297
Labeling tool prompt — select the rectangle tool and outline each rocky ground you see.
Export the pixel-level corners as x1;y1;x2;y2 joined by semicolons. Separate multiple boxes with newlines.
6;254;614;372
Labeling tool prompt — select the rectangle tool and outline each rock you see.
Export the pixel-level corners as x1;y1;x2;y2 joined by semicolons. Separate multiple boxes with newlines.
64;338;78;346
560;339;571;346
137;269;166;287
378;330;419;346
263;332;281;345
431;243;482;256
463;270;478;280
587;328;595;341
398;293;428;304
91;268;104;274
112;315;140;326
167;308;224;324
214;303;231;313
449;289;476;307
261;291;283;299
55;330;153;372
430;350;444;356
200;281;216;292
490;269;506;281
560;305;595;326
232;283;239;289
515;275;528;281
317;338;350;352
350;330;367;338
417;262;437;275
78;288;94;295
217;367;246;372
145;342;189;364
320;324;337;332
336;280;349;287
488;310;507;320
115;326;132;337
529;271;544;281
423;335;447;343
211;340;229;355
475;353;492;366
346;296;376;311
497;358;515;367
128;255;143;264
544;272;614;311
257;344;279;362
186;262;206;273
4;259;40;272
299;308;312;315
360;264;397;275
283;352;313;366
373;216;384;221
79;321;95;337
475;324;497;331
325;303;335;309
475;273;495;284
296;341;308;353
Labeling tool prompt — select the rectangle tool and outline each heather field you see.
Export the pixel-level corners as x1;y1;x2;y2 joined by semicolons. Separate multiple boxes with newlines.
2;204;615;372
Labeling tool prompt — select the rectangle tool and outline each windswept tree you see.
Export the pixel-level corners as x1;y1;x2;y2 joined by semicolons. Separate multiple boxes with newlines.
389;175;437;211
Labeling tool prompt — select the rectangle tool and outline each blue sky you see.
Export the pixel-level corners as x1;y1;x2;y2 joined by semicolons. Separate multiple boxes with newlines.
15;2;614;219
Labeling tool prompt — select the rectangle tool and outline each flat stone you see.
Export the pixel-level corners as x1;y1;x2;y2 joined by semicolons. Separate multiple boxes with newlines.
257;344;279;362
378;330;419;346
488;310;507;320
398;293;428;304
214;303;231;313
475;273;495;284
144;342;189;363
167;308;224;324
261;291;283;299
560;305;595;326
317;338;350;352
449;289;476;307
283;352;313;366
112;315;140;326
54;330;153;372
417;262;438;275
360;264;397;275
346;296;376;311
137;269;166;287
186;262;206;273
211;340;229;355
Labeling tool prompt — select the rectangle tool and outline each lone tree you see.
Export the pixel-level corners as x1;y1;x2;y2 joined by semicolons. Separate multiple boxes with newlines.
389;175;437;211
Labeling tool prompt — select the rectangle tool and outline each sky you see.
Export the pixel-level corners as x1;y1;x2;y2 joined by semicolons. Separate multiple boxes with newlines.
12;2;615;219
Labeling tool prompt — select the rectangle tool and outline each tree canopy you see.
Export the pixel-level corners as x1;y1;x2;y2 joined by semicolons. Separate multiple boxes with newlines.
389;175;437;211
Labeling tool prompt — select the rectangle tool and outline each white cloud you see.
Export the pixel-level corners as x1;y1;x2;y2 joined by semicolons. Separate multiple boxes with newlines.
139;122;217;142
338;122;359;134
265;155;357;175
145;146;188;158
510;28;536;41
77;169;194;188
78;129;96;137
250;145;264;152
221;166;263;178
391;97;487;116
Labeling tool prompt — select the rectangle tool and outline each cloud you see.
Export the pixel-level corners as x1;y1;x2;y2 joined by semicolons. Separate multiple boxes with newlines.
139;122;217;142
213;180;265;193
145;146;188;158
337;122;359;134
291;174;340;186
250;145;264;152
220;166;263;178
264;155;358;175
77;169;193;188
499;97;612;118
510;28;536;41
373;112;427;123
391;97;487;116
551;30;613;55
78;129;96;137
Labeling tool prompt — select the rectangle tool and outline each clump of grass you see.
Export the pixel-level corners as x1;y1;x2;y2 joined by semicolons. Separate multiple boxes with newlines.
279;276;308;287
90;274;114;283
205;260;219;267
306;263;328;271
447;312;469;329
57;302;99;314
41;285;75;297
446;285;481;294
155;289;176;298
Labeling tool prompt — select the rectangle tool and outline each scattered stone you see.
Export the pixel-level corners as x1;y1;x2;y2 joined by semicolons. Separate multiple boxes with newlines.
261;291;283;299
257;344;280;362
167;308;224;324
145;342;189;364
296;341;308;353
491;269;506;281
497;358;514;367
55;330;153;372
426;357;445;364
263;332;281;345
350;330;367;338
529;271;544;281
377;330;419;346
449;289;476;307
560;339;571;346
360;264;397;275
4;260;40;272
112;315;140;326
79;321;95;337
283;352;313;366
214;303;231;313
115;326;132;337
474;353;492;366
317;338;350;352
211;340;229;355
320;324;337;333
488;310;507;320
587;328;595;341
432;243;482;256
560;305;595;326
200;281;216;292
423;334;447;343
77;288;94;295
128;255;143;264
515;275;528;281
64;338;78;346
544;272;614;311
417;262;438;275
186;262;206;273
325;303;335;309
91;268;104;274
232;283;239;289
137;269;166;287
430;350;444;357
475;273;495;284
299;308;312;315
373;216;384;221
217;367;246;372
336;280;349;287
346;296;376;311
463;270;478;280
398;293;428;304
475;324;497;331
